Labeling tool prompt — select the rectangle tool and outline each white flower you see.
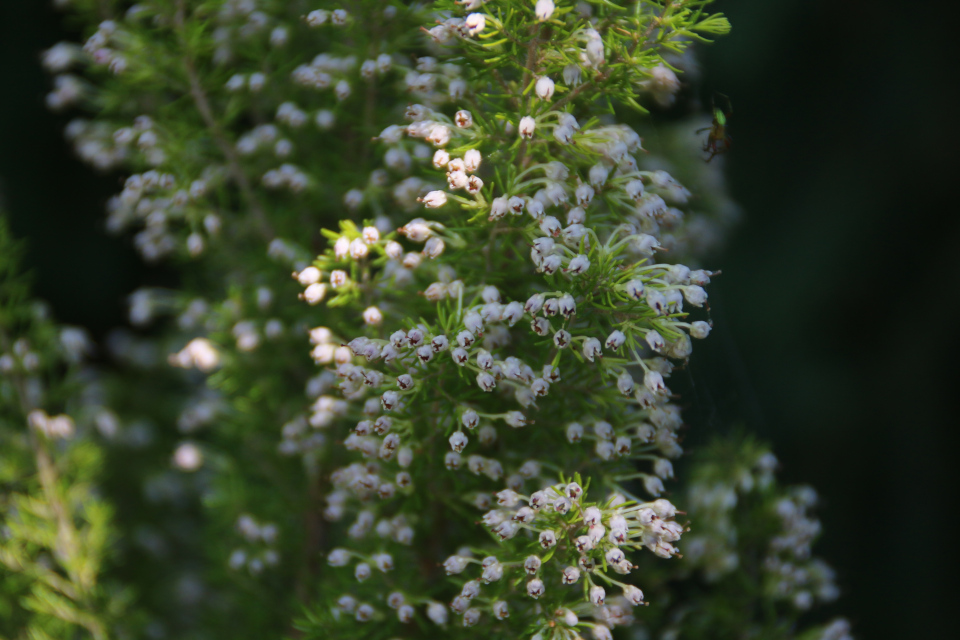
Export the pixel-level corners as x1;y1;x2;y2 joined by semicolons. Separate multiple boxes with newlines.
433;149;450;168
563;63;583;86
605;548;625;565
466;175;484;194
463;608;481;626
296;266;321;286
461;409;480;429
328;548;350;566
526;199;545;219
420;190;447;208
428;124;451;146
490;196;509;220
566;254;590;275
585;35;605;68
465;13;486;35
561;566;581;584
582;338;602;362
646;288;667;314
173;338;221;372
334;236;350;259
646;330;665;352
558;294;576;317
449;431;468;452
526;578;545;598
535;0;555;21
427;602;448;625
381;391;400;410
575;183;594;205
625;279;645;300
455;110;473;128
306;10;329;27
655;458;674;479
173;442;203;471
590;585;606;605
519;116;536;139
539;216;562;237
502;301;524;325
539;530;557;548
464;311;484;334
362;226;380;243
300;282;327;305
476;371;496;391
535;76;555;100
349;238;369;259
605;330;626;350
644;370;666;394
554;125;574;144
593;624;613;640
617;372;635;396
452;347;469;365
330;270;349;288
589;162;610;185
362;307;382;325
423;237;445;258
644;475;664;496
373;553;394;572
385;241;403;259
493;520;519;540
683;285;708;307
524;293;545;314
690;320;712;339
463;149;482;172
416;345;434;363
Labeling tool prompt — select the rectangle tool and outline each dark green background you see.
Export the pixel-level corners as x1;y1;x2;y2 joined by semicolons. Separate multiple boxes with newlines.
2;1;957;637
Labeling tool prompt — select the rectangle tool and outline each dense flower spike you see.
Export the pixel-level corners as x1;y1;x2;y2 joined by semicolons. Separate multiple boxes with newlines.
299;0;746;637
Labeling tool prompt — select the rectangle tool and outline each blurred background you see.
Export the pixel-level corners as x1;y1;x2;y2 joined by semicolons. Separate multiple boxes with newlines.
1;0;957;637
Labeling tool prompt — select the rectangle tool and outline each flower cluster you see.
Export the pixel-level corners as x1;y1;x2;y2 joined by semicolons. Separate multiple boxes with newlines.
296;1;738;636
18;0;848;639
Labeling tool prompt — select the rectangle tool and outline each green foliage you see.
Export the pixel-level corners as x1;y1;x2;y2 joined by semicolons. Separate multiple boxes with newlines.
0;214;133;640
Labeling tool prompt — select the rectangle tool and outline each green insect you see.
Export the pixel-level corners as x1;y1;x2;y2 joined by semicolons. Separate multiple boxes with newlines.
697;94;733;162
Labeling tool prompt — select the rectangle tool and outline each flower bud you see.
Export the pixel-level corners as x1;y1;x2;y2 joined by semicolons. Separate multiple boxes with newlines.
302;283;327;305
535;76;555;100
296;266;322;286
463;149;482;172
586;585;605;606
455;110;473;128
535;0;555;21
420;190;447;208
465;13;486;35
690;320;711;339
617;371;635;396
432;151;453;171
362;306;382;325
